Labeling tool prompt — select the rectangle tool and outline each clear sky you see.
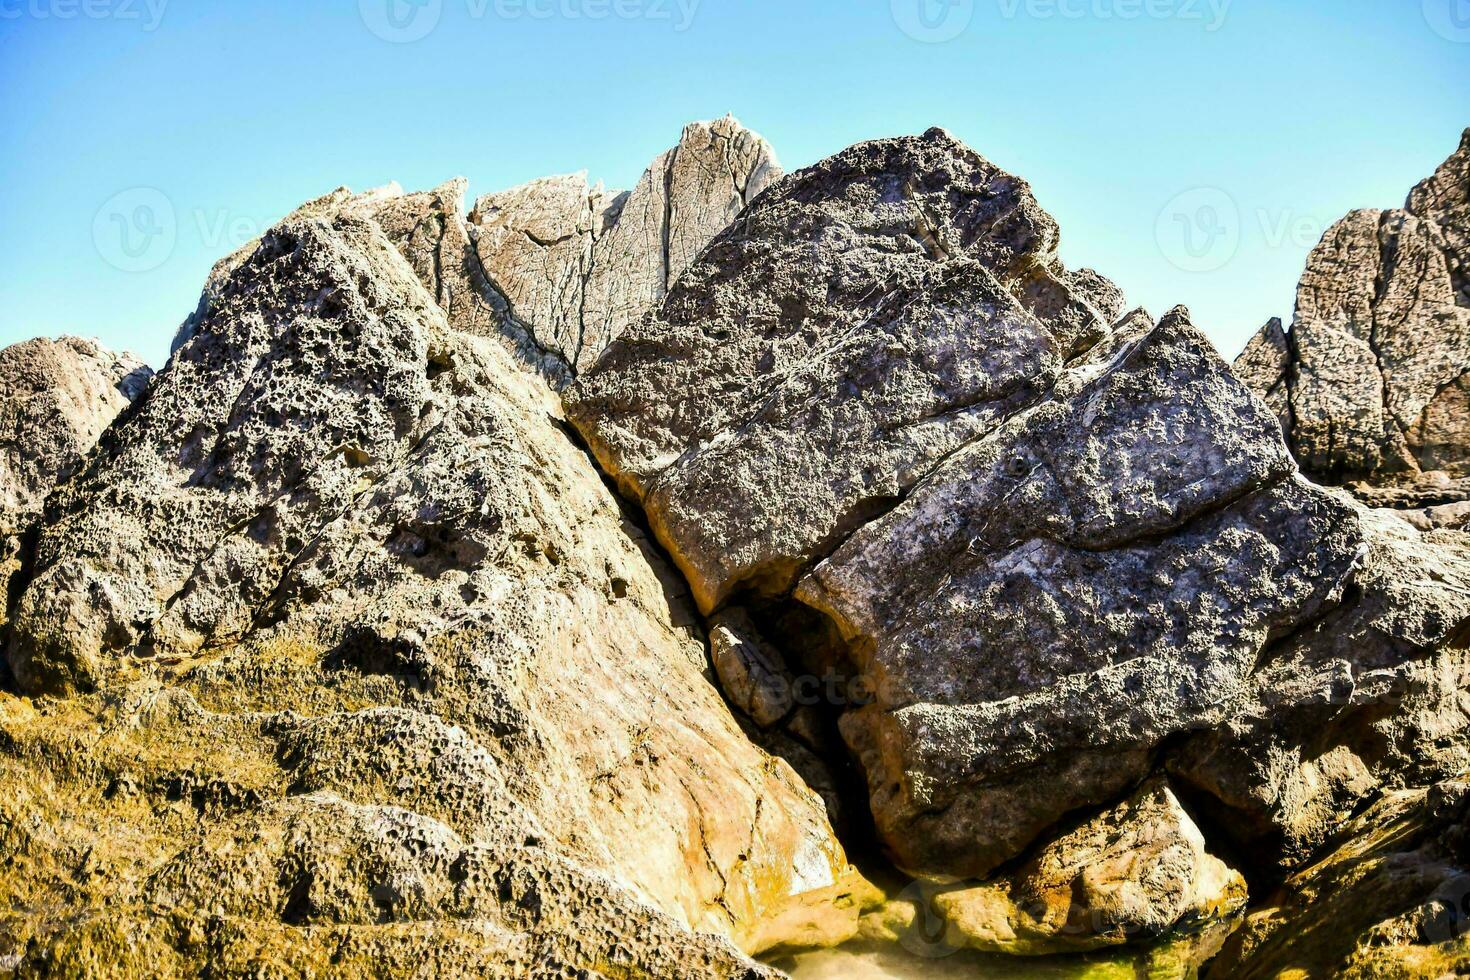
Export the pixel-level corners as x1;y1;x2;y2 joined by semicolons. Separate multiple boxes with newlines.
1;0;1466;369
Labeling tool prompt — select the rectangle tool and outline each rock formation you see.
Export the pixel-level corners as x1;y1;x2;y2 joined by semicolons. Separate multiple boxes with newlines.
0;336;150;651
175;116;779;389
1211;780;1470;977
567;125;1470;957
1235;129;1470;525
7;121;1470;977
468;115;781;379
2;196;873;975
930;778;1247;955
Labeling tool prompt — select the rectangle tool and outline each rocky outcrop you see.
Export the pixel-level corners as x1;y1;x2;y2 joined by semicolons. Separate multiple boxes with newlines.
931;778;1247;955
566;127;1470;949
469;115;781;378
1169;508;1470;869
2;197;872;975
1235;129;1470;514
0;337;150;650
567;127;1126;616
1210;781;1470;978
10;121;1470;977
174;117;777;390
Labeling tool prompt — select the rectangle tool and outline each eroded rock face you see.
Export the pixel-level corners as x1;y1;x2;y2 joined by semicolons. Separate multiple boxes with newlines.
799;312;1365;879
931;778;1246;955
1169;509;1470;869
3;199;870;974
1210;781;1470;978
1235;129;1470;510
0;337;150;647
567;127;1125;615
566;129;1403;888
469;115;781;379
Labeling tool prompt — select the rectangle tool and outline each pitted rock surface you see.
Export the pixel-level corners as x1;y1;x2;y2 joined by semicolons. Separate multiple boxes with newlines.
932;778;1247;955
798;311;1364;878
1169;508;1470;868
567;126;1125;614
3;200;869;975
0;336;150;648
1235;129;1470;509
566;127;1470;894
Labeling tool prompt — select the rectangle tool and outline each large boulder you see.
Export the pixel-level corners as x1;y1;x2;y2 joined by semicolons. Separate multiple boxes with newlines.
0;336;150;649
469;115;781;379
567;127;1125;615
1234;128;1470;517
565;125;1470;915
2;197;872;974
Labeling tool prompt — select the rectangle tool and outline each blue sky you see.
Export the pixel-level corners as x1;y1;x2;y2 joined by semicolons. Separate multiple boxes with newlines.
1;0;1466;369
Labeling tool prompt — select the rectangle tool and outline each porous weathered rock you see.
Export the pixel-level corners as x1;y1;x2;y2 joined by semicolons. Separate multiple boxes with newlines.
798;310;1364;879
1235;128;1470;510
469;115;781;378
931;778;1246;955
567;126;1125;615
566;128;1415;892
0;337;150;648
3;198;872;974
173;181;571;392
1209;781;1470;978
1169;510;1470;869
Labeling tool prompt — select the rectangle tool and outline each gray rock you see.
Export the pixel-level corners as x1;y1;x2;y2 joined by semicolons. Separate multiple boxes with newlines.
1234;129;1470;508
1169;509;1470;868
567;126;1124;614
470;115;781;378
173;181;572;392
799;310;1364;878
3;198;873;974
566;128;1401;884
0;336;150;648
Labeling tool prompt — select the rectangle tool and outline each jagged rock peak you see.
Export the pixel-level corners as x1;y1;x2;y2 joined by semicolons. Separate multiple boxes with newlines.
1234;127;1470;521
467;114;783;378
173;117;782;391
